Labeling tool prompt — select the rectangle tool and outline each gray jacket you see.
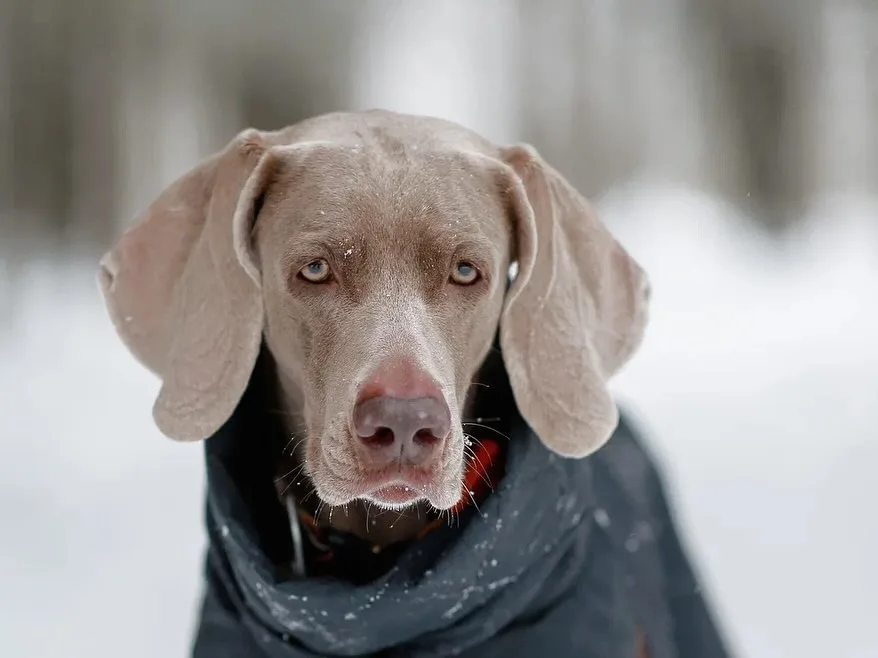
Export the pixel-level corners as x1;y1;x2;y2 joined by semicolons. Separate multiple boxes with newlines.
192;359;730;658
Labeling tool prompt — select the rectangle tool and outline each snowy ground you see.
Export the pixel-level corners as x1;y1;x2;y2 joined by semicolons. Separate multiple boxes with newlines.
2;188;876;658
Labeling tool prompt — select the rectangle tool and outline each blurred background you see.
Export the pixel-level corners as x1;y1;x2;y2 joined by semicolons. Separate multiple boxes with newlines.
1;1;876;656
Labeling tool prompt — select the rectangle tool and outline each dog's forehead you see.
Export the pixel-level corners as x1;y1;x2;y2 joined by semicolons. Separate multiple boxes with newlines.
266;137;507;244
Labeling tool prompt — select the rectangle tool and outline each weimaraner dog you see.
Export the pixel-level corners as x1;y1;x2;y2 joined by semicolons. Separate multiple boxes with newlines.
95;111;735;658
98;109;648;546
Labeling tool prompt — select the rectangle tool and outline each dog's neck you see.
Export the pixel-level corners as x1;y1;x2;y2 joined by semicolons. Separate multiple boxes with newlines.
269;364;434;548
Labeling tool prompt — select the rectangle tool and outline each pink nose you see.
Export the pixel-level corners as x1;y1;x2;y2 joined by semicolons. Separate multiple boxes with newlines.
353;359;450;466
353;396;451;465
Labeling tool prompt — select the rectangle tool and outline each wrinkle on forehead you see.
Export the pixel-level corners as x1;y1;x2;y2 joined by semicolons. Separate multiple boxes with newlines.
260;146;509;274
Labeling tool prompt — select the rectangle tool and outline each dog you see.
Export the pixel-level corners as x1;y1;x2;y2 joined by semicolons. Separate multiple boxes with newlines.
98;110;727;658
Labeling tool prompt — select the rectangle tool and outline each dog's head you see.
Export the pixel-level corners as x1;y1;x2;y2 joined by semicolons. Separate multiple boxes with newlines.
98;110;649;512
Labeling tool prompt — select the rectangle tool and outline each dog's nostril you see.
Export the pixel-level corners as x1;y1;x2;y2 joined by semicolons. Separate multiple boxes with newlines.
361;427;396;447
413;429;441;445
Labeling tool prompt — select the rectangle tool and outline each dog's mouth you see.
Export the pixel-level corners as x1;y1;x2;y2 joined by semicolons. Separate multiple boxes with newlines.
309;441;465;511
356;465;449;509
363;482;426;509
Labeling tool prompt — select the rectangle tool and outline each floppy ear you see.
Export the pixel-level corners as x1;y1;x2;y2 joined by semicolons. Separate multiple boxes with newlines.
498;144;650;458
98;129;276;442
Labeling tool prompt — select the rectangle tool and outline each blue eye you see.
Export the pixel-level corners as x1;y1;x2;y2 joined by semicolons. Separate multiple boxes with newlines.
450;261;480;285
299;259;332;283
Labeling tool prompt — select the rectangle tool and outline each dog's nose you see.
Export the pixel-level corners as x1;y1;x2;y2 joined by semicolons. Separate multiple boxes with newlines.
353;396;451;465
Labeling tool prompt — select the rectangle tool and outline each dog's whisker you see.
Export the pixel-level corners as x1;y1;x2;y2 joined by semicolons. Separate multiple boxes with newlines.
274;462;305;484
464;433;486;450
464;451;494;491
464;436;495;489
467;489;484;518
464;446;483;466
462;422;511;441
463;437;485;454
281;434;297;455
278;465;309;496
391;506;408;528
286;435;310;456
300;488;318;506
280;431;307;455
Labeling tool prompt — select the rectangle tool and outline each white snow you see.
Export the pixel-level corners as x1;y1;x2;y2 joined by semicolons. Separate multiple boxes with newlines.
603;187;878;658
0;261;206;657
2;187;876;657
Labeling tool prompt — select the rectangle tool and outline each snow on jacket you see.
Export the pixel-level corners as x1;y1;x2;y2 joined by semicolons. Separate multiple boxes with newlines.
191;358;730;658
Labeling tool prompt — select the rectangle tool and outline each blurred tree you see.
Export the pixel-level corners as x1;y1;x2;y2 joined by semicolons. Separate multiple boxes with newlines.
688;0;821;233
1;0;875;264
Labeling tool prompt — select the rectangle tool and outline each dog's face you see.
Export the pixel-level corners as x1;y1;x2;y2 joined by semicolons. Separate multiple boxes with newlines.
98;110;649;514
255;147;512;510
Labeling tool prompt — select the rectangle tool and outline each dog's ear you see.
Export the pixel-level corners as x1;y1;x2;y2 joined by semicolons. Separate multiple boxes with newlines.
498;144;650;458
98;129;277;441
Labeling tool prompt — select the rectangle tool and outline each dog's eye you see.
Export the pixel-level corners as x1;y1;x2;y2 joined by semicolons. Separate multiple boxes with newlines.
450;261;480;285
299;259;332;283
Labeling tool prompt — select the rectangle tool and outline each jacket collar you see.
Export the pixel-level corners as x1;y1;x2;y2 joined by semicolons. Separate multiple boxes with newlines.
202;365;598;656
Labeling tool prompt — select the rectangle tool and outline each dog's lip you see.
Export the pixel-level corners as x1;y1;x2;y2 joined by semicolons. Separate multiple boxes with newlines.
365;482;426;506
319;443;462;507
363;469;433;493
356;467;437;503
